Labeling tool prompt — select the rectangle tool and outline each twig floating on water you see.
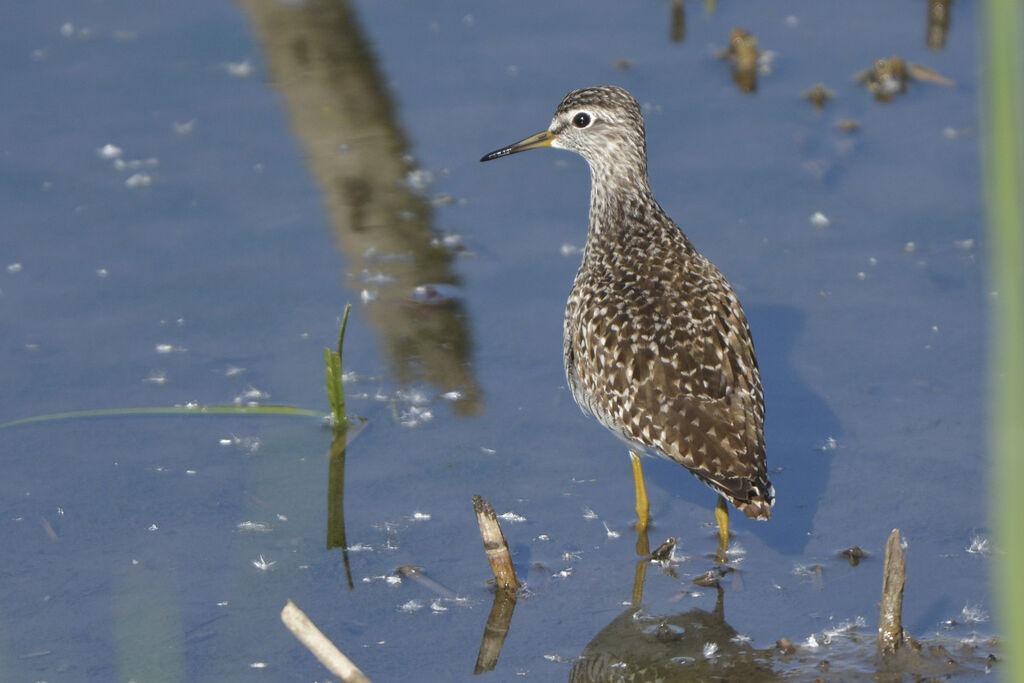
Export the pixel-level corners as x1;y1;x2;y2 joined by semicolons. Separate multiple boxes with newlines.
280;600;371;683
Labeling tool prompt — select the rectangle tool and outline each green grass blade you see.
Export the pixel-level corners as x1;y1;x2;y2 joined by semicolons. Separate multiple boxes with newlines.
0;405;326;430
983;0;1024;677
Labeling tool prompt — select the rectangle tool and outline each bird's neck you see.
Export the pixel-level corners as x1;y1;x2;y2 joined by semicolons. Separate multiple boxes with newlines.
586;161;656;242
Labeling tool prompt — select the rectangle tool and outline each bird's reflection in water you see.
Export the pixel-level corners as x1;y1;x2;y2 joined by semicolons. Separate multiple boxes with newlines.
569;581;777;682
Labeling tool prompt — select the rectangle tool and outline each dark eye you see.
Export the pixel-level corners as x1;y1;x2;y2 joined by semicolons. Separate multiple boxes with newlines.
572;112;591;128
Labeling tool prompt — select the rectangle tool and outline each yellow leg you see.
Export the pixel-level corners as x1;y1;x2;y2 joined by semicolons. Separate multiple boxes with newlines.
632;526;650;606
629;451;650;532
715;495;730;556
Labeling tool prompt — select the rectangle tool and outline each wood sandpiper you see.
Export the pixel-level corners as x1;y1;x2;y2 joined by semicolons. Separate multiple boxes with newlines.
481;86;773;550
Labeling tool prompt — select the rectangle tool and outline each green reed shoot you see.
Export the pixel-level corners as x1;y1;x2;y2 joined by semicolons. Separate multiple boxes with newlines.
325;303;352;432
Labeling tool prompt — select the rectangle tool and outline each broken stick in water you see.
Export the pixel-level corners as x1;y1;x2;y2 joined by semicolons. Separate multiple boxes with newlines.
281;600;372;683
878;528;906;654
472;495;520;592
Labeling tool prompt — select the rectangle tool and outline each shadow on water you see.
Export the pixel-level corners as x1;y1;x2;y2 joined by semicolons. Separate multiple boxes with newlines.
235;0;482;415
570;582;778;681
748;305;841;556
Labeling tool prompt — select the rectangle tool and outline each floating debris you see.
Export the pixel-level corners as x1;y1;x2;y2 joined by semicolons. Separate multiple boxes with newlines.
776;637;797;655
802;83;835;110
840;545;867;566
855;56;955;102
650;538;677;562
927;0;952;50
717;28;764;93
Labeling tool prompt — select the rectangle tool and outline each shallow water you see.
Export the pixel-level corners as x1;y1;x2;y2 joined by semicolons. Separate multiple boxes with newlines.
1;0;994;679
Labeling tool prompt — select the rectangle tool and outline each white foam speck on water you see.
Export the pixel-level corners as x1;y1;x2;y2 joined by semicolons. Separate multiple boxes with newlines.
143;371;167;385
966;535;991;556
173;120;196;135
816;436;838;452
498;511;526;523
398;600;423;613
155;344;186;354
233;386;269;406
124;173;152;188
405;168;434;193
97;143;122;159
225;60;252;77
399;405;433;428
251;555;275;571
960;604;989;623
